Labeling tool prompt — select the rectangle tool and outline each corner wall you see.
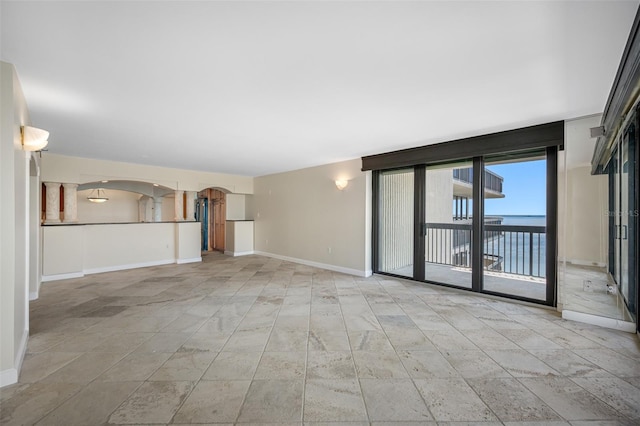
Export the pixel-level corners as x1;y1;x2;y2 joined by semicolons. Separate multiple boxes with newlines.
558;115;608;266
0;62;32;387
253;158;372;276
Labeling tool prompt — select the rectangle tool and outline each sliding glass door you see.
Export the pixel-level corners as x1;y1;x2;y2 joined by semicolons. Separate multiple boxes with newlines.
424;161;474;288
482;154;547;301
607;121;637;321
377;168;414;278
374;149;557;306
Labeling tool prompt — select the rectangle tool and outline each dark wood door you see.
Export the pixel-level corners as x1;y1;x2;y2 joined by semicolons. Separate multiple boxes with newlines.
211;189;226;252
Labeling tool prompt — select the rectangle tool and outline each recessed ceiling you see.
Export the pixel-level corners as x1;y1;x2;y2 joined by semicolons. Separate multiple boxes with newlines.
1;1;637;176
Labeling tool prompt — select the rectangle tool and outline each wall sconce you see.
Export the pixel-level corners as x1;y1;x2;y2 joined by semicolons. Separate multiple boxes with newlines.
335;179;348;190
590;125;606;138
87;188;109;203
21;125;49;151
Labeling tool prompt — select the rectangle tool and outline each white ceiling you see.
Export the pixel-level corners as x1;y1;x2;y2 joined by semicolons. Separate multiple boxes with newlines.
1;1;638;177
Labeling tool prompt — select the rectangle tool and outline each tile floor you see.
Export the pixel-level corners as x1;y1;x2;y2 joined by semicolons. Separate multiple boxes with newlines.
561;263;632;322
1;252;640;425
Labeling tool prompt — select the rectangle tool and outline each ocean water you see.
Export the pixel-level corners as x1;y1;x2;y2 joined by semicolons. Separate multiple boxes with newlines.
486;215;546;277
498;215;546;226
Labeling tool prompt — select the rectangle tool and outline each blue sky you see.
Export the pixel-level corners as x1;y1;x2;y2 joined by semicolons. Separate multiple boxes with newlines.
484;159;546;216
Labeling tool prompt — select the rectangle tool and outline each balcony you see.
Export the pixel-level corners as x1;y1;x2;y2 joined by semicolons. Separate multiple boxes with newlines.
423;221;546;300
452;168;504;199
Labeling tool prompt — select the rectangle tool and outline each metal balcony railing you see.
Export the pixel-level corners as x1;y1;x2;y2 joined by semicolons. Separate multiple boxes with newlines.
424;222;546;278
453;168;504;193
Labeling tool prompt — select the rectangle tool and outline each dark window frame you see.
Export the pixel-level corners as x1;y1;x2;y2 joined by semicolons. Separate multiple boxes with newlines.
366;122;562;307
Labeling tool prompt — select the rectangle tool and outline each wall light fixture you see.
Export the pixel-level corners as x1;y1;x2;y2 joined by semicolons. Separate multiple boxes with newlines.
335;179;348;190
21;125;49;151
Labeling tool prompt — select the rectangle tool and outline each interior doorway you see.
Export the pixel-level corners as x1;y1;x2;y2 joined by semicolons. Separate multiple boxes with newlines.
196;188;227;252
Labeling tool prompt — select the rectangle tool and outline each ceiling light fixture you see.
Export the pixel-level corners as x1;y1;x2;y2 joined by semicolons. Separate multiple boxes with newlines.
20;125;49;151
335;179;348;190
87;188;109;203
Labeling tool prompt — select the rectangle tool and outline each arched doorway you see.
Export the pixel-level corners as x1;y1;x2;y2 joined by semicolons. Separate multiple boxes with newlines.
196;188;227;252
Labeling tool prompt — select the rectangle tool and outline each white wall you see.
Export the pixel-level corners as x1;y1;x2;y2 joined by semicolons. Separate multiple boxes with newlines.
41;153;254;193
0;62;33;387
253;158;372;276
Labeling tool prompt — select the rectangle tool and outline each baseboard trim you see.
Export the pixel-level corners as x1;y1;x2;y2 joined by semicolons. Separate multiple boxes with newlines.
224;250;255;257
0;368;18;388
176;257;202;264
84;259;175;275
29;291;39;301
1;329;28;388
566;259;607;268
254;251;369;277
41;271;85;282
562;309;637;333
15;328;28;376
42;257;205;281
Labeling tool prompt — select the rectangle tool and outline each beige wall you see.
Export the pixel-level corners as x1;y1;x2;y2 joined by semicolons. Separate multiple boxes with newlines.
564;166;608;264
559;115;608;266
77;189;141;223
226;193;247;220
42;222;201;279
41;153;254;194
0;62;33;386
225;221;255;256
254;158;372;276
76;189;181;223
28;157;41;299
161;195;175;221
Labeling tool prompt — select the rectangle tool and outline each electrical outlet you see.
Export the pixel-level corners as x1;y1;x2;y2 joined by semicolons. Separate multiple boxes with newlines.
327;247;332;254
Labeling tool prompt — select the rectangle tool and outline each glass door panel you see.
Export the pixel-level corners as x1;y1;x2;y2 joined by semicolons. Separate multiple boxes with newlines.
378;169;414;278
621;126;637;320
424;161;473;288
614;147;621;287
483;154;547;301
621;138;629;303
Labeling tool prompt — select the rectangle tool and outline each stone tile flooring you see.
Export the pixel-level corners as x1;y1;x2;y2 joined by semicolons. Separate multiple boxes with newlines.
2;252;640;425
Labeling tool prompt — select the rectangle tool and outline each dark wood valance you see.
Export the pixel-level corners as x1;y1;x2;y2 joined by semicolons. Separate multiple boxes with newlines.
361;120;564;171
